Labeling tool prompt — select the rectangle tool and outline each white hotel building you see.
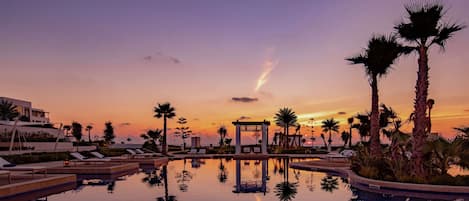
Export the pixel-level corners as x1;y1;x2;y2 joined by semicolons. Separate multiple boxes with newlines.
0;96;50;123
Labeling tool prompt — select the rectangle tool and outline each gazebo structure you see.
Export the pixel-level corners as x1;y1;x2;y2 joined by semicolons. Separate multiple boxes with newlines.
232;120;270;156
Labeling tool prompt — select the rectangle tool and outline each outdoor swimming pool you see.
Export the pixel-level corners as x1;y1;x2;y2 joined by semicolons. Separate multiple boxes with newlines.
37;158;468;201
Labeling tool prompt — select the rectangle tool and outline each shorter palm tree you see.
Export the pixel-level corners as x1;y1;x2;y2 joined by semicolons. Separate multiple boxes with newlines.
217;126;227;147
320;133;327;149
347;117;354;148
154;102;176;155
141;129;163;152
341;131;350;148
86;125;93;143
321;118;340;152
274;107;298;148
427;99;435;134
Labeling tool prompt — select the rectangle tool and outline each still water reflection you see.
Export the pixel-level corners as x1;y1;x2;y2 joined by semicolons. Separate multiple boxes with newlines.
40;158;467;201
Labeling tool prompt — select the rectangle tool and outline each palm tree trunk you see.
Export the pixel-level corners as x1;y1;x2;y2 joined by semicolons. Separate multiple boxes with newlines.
163;165;169;201
370;75;382;157
348;127;352;148
163;116;167;155
88;131;91;143
428;108;432;134
284;125;288;149
412;46;429;178
327;131;332;152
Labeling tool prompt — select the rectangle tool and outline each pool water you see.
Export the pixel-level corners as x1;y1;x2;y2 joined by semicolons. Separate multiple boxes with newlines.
41;158;466;201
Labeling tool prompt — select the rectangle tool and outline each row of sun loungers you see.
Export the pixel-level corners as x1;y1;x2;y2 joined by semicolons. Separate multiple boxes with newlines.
242;147;262;154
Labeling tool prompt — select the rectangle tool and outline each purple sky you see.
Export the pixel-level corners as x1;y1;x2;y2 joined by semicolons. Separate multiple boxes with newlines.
1;0;469;144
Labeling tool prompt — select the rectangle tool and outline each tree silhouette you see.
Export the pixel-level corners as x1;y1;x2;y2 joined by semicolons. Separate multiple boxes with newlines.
175;117;191;150
141;129;162;152
0;100;19;121
347;35;409;157
395;2;465;177
217;126;227;147
103;121;115;144
85;125;93;143
321;118;339;152
154;102;176;155
274;107;298;148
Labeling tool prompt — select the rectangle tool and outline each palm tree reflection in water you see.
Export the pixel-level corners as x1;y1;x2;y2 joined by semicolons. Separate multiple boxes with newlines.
218;159;228;183
320;176;339;193
274;158;298;201
141;165;177;201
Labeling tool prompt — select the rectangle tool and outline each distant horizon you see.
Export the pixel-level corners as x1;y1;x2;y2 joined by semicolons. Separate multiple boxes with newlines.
2;0;469;145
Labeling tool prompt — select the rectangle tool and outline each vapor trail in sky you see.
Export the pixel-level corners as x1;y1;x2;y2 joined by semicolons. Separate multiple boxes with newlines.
255;59;278;92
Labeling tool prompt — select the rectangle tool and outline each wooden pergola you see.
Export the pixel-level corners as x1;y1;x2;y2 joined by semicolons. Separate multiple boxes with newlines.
232;120;270;155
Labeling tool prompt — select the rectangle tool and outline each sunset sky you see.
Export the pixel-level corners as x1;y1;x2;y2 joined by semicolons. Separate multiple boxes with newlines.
1;0;469;144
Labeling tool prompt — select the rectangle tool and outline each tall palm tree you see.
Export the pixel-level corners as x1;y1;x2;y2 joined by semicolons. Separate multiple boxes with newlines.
274;107;298;148
0;100;19;121
395;2;465;177
427;98;435;134
85;125;93;143
154;102;176;155
346;35;408;157
347;117;354;148
321;118;340;152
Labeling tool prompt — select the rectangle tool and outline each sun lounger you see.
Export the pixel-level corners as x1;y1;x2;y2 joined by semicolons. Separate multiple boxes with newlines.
70;152;111;162
198;149;206;154
126;149;159;158
90;151;107;159
135;148;162;156
189;148;197;154
0;170;11;184
242;147;251;153
253;147;261;153
0;157;47;178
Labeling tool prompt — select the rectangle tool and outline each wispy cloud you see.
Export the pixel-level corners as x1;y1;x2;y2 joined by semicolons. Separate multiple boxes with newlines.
237;116;251;120
255;59;278;92
119;122;131;126
144;51;181;64
231;97;258;103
